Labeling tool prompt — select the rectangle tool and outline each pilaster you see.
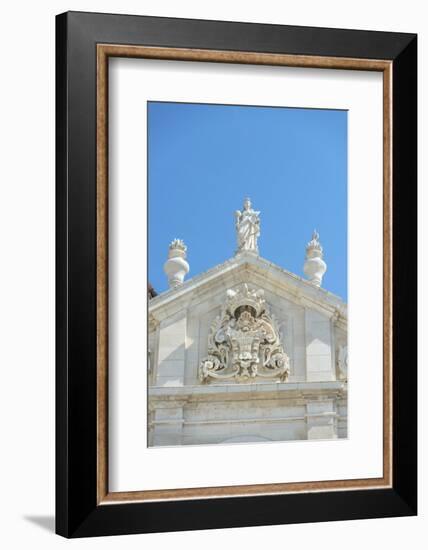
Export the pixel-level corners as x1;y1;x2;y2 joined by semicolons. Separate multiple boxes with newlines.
156;309;187;386
306;399;338;439
304;306;335;382
150;402;185;446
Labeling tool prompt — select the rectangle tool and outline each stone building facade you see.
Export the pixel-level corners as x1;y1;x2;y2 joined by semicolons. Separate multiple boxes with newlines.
148;200;347;447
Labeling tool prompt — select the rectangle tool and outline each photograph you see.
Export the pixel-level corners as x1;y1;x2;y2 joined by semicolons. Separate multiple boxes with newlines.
147;101;348;447
0;0;421;545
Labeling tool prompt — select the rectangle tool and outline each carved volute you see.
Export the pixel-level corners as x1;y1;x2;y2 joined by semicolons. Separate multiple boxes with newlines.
199;284;290;383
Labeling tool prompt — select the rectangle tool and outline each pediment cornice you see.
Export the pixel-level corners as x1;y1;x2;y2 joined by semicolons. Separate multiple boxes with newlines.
149;252;347;322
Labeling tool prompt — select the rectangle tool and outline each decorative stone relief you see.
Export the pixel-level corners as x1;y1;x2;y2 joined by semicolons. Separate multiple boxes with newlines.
199;284;290;383
148;313;159;333
332;306;347;326
235;198;260;254
336;344;348;380
148;348;152;374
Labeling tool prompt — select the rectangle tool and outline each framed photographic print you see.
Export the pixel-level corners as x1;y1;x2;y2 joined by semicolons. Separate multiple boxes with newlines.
56;11;417;538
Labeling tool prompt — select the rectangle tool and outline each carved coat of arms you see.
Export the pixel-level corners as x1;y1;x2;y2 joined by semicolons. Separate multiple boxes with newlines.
199;284;290;383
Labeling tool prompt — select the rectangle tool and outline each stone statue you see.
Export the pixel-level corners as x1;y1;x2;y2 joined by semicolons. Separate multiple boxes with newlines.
235;198;260;254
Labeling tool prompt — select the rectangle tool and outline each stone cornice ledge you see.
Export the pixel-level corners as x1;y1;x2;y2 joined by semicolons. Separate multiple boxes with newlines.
149;252;347;320
149;381;347;403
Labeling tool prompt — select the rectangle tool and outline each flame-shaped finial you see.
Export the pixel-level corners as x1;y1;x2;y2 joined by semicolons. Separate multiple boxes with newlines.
164;238;189;288
303;230;327;287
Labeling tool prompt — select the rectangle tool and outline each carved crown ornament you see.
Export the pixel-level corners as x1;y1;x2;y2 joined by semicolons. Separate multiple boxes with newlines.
199;284;290;383
148;313;160;332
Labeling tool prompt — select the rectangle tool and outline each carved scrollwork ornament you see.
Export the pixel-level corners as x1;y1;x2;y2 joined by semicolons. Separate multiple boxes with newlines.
337;344;348;380
199;284;290;383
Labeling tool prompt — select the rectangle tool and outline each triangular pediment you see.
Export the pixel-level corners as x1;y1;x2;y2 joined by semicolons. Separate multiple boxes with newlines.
149;252;346;324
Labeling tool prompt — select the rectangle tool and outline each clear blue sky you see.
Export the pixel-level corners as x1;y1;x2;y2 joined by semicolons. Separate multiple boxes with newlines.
148;102;347;300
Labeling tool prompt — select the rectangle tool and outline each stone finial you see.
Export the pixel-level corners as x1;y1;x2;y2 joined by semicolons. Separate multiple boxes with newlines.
303;230;327;287
163;239;189;289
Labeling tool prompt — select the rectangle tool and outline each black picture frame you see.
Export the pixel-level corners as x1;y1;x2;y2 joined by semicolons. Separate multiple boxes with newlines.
56;11;417;538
